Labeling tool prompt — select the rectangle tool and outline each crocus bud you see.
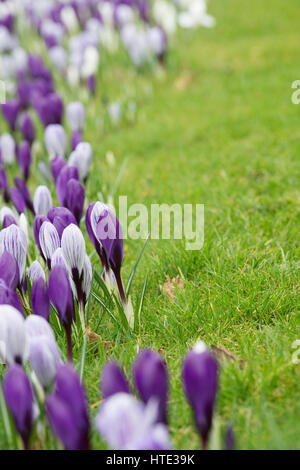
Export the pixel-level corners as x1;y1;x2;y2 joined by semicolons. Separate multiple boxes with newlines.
0;305;27;364
2;99;20;131
68;142;92;182
10;186;26;215
87;74;96;95
39;221;60;269
49;46;67;73
31;277;50;321
50;156;67;182
44;124;66;159
56;165;79;206
0;224;27;284
101;361;129;399
35;93;63;127
2;215;17;228
3;364;34;449
95;392;171;450
0;165;10;202
133;350;168;424
14;177;33;212
46;364;90;450
0;207;16;226
65;179;85;224
0;251;19;289
0;280;24;315
33;215;48;259
71;130;82;150
48;265;74;360
48;206;77;239
182;342;219;449
33;185;52;217
17;141;32;180
0;133;15;165
66;101;85;131
20;113;35;146
28;260;45;284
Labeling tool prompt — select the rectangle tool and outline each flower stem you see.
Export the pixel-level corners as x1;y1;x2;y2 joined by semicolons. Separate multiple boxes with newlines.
114;269;126;304
65;327;73;363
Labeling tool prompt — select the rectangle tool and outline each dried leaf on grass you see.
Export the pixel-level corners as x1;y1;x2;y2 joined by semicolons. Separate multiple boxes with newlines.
159;274;185;300
211;344;245;370
86;327;114;354
174;71;193;91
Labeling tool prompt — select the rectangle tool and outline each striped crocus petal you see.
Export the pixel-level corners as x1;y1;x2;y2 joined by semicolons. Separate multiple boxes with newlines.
39;221;60;269
61;224;85;276
0;305;27;365
28;260;45;284
0;224;27;283
33;185;52;217
44;124;67;159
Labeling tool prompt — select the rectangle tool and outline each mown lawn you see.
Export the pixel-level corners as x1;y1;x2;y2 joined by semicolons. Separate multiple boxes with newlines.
1;0;300;450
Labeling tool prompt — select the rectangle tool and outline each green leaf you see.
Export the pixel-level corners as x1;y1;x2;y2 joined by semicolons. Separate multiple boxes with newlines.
126;234;149;297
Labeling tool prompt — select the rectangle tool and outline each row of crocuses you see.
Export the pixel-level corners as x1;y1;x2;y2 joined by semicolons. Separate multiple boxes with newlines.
0;0;228;451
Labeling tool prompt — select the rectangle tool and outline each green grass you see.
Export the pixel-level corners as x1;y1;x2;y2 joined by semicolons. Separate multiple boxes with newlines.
1;0;300;450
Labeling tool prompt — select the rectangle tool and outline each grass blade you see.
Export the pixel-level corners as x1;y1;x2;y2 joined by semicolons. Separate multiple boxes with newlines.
126;234;149;297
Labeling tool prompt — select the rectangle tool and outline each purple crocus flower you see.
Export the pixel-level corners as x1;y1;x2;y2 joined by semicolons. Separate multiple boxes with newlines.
50;156;67;182
46;364;90;450
28;260;45;284
3;364;34;449
20;113;35;146
48;206;77;239
2;100;20;131
2;215;17;228
65;179;85;224
0;165;10;202
87;75;96;95
48;265;74;361
10;186;26;215
71;130;82;151
133;350;168;424
101;361;130;399
0;224;27;284
56;165;79;206
44;124;66;158
0;251;19;289
33;185;52;217
0;280;24;315
33;215;48;259
39;221;60;269
14;177;34;213
31;277;50;321
68;142;92;182
17;141;32;181
35;93;64;127
182;342;219;449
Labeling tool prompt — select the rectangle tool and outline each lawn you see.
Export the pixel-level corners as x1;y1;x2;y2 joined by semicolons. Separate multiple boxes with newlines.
1;0;300;450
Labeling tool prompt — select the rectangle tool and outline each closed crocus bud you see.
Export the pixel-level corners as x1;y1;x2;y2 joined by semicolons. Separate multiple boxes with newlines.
48;265;74;360
17;141;32;180
33;215;48;259
133;350;168;424
0;165;10;202
0;133;15;165
65;179;85;224
0;224;27;284
0;280;24;315
68;142;92;182
56;165;79;206
50;156;67;182
87;74;96;95
46;364;90;450
182;342;219;449
0;251;19;289
29;335;61;389
2;99;20;131
49;46;67;73
71;130;82;151
0;305;27;364
36;93;64;127
95;392;171;450
14;177;34;213
10;186;26;215
20;113;35;146
31;277;50;321
33;185;52;217
3;364;34;449
44;124;66;159
28;260;45;284
39;221;60;269
66;102;85;132
101;361;129;399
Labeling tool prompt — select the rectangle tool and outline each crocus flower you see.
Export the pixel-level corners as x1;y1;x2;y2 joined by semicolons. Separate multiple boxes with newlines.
3;364;34;449
87;75;96;95
48;265;74;361
2;215;17;228
182;342;219;449
50;156;67;182
39;221;60;269
48;206;77;239
0;280;24;315
64;179;85;224
46;364;90;450
17;141;32;181
20;113;35;146
10;186;26;215
133;350;168;424
0;251;19;289
33;185;52;217
2;99;20;131
28;260;45;284
66;101;85;132
44;124;66;158
68;142;92;182
51;247;67;270
14;177;34;213
35;93;63;127
71;130;82;151
0;224;27;284
0;133;15;165
95;392;171;450
0;165;10;202
31;277;50;321
0;305;27;364
101;361;130;399
56;165;79;206
33;215;48;259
